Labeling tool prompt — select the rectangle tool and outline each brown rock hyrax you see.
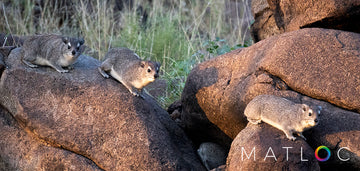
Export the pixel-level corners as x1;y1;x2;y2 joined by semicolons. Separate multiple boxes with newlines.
244;95;321;141
98;48;160;97
197;142;227;170
21;34;85;73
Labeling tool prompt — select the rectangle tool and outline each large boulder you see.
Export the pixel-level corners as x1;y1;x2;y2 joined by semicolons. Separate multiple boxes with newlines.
0;106;101;170
0;48;205;170
251;0;360;41
226;123;320;171
180;28;360;166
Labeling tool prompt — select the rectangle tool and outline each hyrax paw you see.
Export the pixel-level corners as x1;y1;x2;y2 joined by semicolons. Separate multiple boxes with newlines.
22;60;38;68
58;69;69;73
288;136;296;141
103;74;110;78
131;91;140;97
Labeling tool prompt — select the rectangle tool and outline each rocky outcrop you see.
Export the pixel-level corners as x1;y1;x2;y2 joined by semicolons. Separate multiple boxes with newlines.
251;0;360;41
0;48;205;170
181;28;360;169
182;28;360;143
0;106;101;170
226;123;320;171
224;96;360;170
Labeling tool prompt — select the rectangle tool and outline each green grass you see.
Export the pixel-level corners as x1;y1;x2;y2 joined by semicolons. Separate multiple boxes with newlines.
1;0;253;108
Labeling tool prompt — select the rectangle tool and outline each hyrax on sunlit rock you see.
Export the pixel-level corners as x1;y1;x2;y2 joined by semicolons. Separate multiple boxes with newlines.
244;95;321;141
98;47;160;98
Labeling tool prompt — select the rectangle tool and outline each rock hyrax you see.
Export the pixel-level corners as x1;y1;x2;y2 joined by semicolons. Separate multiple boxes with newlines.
21;34;85;73
197;142;227;170
98;47;160;97
244;95;320;141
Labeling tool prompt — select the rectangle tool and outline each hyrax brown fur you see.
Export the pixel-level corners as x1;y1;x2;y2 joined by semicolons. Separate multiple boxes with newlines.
244;95;321;141
98;48;160;97
22;34;84;73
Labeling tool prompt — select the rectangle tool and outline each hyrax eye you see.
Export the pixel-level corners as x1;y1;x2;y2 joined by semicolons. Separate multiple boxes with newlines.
68;45;71;49
147;68;151;73
308;113;312;116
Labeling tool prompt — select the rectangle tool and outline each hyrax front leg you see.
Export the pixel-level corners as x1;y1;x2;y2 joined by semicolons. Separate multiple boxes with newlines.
284;129;296;141
298;132;307;141
119;81;142;98
129;85;142;97
49;63;69;73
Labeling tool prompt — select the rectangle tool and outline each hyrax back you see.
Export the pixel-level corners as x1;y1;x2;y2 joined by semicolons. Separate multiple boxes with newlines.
21;34;85;73
244;95;320;141
98;48;160;97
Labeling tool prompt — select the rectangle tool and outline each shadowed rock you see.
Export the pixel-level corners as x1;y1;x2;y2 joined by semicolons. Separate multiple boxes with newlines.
251;0;360;41
226;123;320;171
302;97;360;170
181;28;360;169
0;106;102;170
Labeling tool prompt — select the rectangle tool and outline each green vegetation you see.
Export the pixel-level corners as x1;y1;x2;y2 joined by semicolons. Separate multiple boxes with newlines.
1;0;253;107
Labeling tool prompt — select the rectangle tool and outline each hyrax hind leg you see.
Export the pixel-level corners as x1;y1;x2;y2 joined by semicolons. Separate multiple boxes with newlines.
98;60;111;78
22;59;39;68
22;52;39;68
49;63;69;73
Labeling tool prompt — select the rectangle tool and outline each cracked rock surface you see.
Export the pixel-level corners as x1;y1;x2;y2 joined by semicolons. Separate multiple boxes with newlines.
0;48;205;170
250;0;360;42
181;28;360;169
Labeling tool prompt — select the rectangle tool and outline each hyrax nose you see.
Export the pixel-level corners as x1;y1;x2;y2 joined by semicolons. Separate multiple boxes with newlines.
315;119;318;123
154;73;159;78
72;50;76;55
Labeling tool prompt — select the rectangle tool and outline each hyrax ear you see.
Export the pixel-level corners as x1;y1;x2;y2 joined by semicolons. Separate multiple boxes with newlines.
302;104;308;112
79;38;85;45
156;62;161;68
140;61;146;68
317;105;322;114
62;37;69;44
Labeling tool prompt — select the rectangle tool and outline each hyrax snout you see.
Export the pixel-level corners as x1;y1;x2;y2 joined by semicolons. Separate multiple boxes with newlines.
244;95;321;141
98;47;160;97
21;34;85;73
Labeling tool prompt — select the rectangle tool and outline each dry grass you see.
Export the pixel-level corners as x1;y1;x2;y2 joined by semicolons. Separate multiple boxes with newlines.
0;0;253;107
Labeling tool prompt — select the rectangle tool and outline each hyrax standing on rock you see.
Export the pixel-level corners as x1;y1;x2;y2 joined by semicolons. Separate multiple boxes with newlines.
22;34;85;73
244;95;321;141
98;48;160;97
